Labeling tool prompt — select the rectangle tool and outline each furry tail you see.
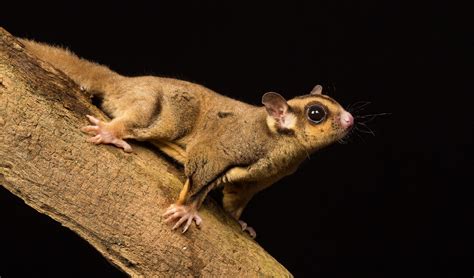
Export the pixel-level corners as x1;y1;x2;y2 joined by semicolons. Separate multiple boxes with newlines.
18;38;122;95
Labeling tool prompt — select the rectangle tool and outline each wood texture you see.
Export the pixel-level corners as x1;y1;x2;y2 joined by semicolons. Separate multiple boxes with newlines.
0;27;291;277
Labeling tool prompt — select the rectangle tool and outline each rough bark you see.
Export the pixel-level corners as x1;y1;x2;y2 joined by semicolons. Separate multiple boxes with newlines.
0;27;291;277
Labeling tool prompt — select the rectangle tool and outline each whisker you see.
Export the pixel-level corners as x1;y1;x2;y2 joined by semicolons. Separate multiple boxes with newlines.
348;100;369;108
338;138;347;144
347;101;363;111
304;148;311;160
353;127;366;142
339;126;357;144
296;138;311;160
346;100;390;142
347;101;371;113
355;112;392;119
355;113;391;126
356;122;376;136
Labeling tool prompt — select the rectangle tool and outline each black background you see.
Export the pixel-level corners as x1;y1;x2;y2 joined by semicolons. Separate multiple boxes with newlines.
1;1;472;277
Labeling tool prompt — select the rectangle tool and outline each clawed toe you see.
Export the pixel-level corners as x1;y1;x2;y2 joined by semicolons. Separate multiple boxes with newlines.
86;115;102;126
111;138;132;152
81;125;100;134
87;134;102;144
239;220;257;238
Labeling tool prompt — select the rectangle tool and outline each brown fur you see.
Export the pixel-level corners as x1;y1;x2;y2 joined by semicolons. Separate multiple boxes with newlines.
19;38;352;229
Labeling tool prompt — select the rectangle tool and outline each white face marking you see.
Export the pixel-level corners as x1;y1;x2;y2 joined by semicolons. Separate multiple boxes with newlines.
266;113;297;133
281;113;297;129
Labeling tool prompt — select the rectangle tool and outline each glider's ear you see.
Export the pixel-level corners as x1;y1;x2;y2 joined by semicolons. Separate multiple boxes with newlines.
262;92;289;121
262;92;296;130
310;84;323;95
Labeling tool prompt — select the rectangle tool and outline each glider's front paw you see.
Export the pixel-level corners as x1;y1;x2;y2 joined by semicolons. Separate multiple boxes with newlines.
163;204;202;233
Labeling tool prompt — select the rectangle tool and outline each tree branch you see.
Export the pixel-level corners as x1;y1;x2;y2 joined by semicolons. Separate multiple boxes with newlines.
0;27;291;277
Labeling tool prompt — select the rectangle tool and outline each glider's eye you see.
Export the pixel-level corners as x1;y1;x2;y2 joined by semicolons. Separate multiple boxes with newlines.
307;105;327;124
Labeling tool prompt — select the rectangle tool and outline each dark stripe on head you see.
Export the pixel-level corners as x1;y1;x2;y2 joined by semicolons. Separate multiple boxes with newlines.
277;127;296;136
294;94;338;104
